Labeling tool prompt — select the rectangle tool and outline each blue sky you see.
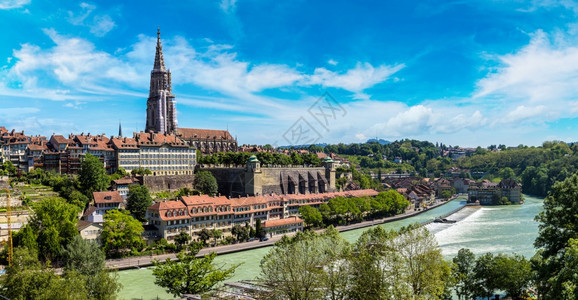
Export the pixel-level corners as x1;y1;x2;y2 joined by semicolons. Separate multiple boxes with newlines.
1;0;578;147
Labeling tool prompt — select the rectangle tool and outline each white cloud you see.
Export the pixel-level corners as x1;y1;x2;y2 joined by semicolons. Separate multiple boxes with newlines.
1;30;401;114
520;0;578;13
1;29;146;100
505;105;547;123
328;59;338;66
90;15;116;37
307;62;405;96
67;2;116;37
0;0;30;9
476;30;578;102
220;0;237;14
384;105;434;136
474;29;578;125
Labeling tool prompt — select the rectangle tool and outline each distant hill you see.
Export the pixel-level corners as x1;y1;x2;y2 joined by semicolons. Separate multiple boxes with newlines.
367;139;391;145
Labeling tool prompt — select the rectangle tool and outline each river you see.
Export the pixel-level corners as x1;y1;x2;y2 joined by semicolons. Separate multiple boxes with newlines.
117;195;543;300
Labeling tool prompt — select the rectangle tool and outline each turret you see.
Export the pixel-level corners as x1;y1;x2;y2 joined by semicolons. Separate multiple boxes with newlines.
245;155;262;196
323;157;336;191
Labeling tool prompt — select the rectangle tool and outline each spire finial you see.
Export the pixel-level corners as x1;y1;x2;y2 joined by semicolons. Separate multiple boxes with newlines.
153;27;165;71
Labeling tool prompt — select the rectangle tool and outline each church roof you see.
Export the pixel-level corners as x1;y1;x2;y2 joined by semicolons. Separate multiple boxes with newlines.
177;128;234;141
133;132;188;147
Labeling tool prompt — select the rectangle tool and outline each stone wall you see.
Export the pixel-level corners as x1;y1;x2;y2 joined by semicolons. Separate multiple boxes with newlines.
0;196;22;207
202;166;335;197
203;168;245;197
142;175;195;193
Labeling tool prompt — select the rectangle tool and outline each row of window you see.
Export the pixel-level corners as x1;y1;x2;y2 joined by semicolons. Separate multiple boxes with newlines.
140;147;192;153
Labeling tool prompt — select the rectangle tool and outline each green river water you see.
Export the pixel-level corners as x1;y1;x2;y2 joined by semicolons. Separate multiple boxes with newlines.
117;195;544;300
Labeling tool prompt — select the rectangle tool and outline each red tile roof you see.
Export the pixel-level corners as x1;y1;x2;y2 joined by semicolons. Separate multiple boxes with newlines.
51;135;73;145
177;128;234;141
181;195;231;206
109;137;138;149
263;216;304;228
148;200;189;221
133;132;188;147
113;177;140;185
93;191;123;204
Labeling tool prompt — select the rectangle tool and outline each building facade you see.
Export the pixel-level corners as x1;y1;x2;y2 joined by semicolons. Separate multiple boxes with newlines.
468;179;522;205
146;189;378;242
111;132;196;176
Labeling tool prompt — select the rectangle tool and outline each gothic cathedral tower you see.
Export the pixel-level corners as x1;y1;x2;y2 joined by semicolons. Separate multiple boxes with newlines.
146;28;178;134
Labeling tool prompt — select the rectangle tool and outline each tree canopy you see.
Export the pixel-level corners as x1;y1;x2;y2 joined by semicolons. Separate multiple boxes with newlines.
13;196;80;264
79;153;109;197
1;246;120;300
194;171;218;196
61;235;122;299
260;227;350;300
126;184;153;221
533;173;578;298
152;247;238;297
100;209;145;258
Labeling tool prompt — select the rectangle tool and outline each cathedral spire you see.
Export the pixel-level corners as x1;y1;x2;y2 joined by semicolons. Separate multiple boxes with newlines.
153;27;166;71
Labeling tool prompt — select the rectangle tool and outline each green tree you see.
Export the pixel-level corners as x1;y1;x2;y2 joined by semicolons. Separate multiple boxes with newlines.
451;248;477;300
553;238;578;299
194;171;218;196
498;196;511;205
131;167;152;176
473;253;497;300
79;153;109;197
211;228;222;246
441;190;452;200
299;205;323;228
499;167;516;180
350;224;451;299
61;235;122;299
198;228;211;245
1;161;17;176
492;254;532;299
14;197;79;263
174;231;191;251
152;247;238;297
126;184;153;221
1;247;89;299
231;224;243;241
534;173;578;298
260;227;351;300
101;209;145;257
255;218;264;239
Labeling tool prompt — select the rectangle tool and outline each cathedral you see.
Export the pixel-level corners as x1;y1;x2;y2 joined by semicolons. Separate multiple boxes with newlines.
146;29;178;134
146;29;237;154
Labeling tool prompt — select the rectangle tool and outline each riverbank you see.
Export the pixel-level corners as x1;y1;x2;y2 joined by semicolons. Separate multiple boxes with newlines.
107;196;461;271
117;196;471;299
